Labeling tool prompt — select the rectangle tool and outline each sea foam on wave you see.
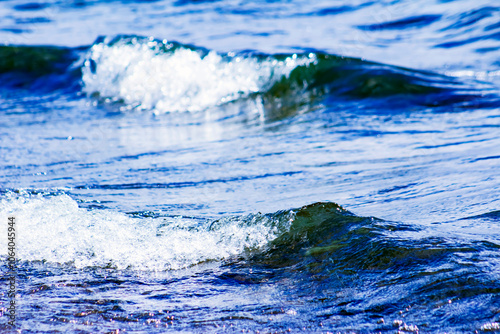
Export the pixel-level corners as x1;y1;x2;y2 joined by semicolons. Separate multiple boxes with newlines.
0;194;290;270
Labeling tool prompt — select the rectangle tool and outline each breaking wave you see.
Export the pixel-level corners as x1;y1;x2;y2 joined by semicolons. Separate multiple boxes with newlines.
80;35;484;114
0;194;292;270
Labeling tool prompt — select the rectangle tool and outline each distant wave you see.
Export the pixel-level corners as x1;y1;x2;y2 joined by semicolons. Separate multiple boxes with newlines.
0;35;495;115
2;193;499;273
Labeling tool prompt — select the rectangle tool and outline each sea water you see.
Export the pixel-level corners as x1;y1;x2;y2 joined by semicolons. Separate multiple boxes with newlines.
0;0;500;332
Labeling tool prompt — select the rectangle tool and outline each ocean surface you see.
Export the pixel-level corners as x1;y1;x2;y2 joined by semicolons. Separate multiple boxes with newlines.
1;0;500;332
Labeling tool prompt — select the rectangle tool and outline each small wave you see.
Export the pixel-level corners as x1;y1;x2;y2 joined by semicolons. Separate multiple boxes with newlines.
0;193;391;272
2;193;499;333
0;36;488;115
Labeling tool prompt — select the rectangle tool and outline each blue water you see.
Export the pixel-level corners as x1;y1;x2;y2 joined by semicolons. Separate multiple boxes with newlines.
0;0;500;333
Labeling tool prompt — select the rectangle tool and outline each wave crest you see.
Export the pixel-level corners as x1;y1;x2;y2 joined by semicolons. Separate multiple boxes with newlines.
82;36;315;113
0;194;293;270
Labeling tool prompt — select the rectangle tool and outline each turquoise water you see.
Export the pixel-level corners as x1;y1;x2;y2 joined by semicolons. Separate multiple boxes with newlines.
0;0;500;333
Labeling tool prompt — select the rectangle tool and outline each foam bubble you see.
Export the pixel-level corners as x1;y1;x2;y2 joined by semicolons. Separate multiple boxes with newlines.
0;194;291;270
82;37;315;113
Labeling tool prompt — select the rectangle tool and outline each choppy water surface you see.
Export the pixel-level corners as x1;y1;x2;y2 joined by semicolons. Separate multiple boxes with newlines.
0;0;500;333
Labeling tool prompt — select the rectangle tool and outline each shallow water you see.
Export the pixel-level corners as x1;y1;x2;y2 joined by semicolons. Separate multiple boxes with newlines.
0;0;500;333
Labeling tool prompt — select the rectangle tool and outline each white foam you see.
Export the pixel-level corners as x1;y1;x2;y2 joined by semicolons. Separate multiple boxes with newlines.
82;38;316;113
0;194;291;270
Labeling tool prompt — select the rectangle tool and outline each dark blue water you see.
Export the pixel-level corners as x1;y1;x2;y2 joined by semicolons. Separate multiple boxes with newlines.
1;0;500;333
